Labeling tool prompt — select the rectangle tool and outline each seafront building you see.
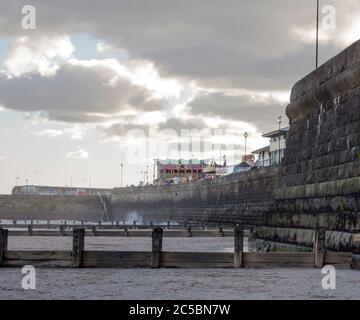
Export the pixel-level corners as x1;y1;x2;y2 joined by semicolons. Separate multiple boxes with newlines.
155;159;207;185
252;127;289;167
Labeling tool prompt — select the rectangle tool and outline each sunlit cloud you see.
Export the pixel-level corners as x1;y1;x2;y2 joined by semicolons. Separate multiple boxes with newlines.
66;149;89;159
33;129;64;138
5;35;74;77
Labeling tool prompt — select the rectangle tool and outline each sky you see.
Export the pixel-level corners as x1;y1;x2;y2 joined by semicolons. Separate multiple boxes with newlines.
0;0;360;193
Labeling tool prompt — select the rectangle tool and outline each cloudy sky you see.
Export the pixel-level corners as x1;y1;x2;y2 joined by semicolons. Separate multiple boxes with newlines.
0;0;359;193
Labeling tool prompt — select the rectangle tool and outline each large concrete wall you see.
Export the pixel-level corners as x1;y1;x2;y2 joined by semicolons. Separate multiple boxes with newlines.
269;40;360;232
111;166;279;225
0;195;105;220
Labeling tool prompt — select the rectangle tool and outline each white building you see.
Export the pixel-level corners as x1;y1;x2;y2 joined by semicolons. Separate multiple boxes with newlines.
252;146;271;167
252;127;289;167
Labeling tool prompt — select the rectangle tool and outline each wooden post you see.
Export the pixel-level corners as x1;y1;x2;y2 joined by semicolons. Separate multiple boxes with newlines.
98;221;101;228
72;228;85;267
187;226;192;237
92;226;97;236
314;226;325;268
219;226;224;237
151;228;163;268
133;221;137;229
234;224;244;268
59;225;65;236
116;220;119;229
0;228;8;267
28;225;33;236
167;221;170;229
124;226;128;237
47;220;50;228
81;219;85;227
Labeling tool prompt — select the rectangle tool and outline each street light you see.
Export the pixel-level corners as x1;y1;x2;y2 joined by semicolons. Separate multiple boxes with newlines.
140;171;146;185
243;132;248;163
316;0;320;69
153;159;156;185
120;163;123;188
277;116;283;164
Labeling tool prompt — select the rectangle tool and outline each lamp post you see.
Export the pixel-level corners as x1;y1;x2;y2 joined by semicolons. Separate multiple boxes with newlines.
146;165;149;185
153;159;156;184
277;116;282;164
244;132;248;163
316;0;320;69
120;163;123;188
140;171;146;185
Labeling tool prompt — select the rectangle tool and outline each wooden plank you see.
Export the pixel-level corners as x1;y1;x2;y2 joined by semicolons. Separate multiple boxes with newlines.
162;251;233;262
243;252;315;267
191;231;220;237
5;250;72;260
127;230;152;237
223;231;234;237
163;230;188;237
0;228;8;267
87;230;125;237
82;251;151;267
72;228;85;267
4;259;72;268
324;252;352;264
234;224;244;268
161;252;233;268
151;228;163;268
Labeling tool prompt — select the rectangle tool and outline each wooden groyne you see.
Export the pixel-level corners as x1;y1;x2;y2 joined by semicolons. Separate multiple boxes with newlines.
0;226;352;269
0;220;240;237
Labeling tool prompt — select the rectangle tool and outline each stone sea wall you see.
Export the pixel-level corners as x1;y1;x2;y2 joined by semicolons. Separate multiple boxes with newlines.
269;40;360;233
111;166;279;225
0;195;105;221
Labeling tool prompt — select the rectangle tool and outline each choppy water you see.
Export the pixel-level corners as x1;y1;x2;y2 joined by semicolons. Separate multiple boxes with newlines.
1;236;360;300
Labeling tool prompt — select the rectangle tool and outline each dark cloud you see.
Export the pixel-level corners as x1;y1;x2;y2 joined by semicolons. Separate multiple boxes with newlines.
158;117;210;132
0;0;356;91
0;62;167;122
188;91;288;133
